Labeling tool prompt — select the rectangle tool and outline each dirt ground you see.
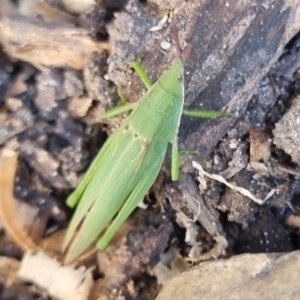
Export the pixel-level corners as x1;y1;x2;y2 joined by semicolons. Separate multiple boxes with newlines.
0;1;300;299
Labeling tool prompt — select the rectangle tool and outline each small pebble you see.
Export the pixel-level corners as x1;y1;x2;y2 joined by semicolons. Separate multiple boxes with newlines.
229;142;237;149
213;154;220;165
161;41;171;50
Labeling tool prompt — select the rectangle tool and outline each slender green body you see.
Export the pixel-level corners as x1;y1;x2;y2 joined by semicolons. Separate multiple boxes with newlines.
63;58;184;263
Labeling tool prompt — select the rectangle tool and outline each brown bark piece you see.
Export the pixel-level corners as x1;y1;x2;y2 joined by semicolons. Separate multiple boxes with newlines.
108;0;300;170
178;1;300;167
0;15;110;70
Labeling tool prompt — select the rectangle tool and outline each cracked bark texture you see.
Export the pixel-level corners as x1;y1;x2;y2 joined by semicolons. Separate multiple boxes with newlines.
107;0;300;172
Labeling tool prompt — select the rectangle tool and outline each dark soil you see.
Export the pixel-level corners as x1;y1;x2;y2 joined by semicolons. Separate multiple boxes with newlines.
0;1;300;299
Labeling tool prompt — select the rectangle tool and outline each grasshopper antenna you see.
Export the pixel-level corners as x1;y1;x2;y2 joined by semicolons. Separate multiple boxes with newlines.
171;23;192;63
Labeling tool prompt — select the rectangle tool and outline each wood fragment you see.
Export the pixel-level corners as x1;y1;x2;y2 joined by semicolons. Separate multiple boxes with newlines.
0;15;110;70
19;251;93;300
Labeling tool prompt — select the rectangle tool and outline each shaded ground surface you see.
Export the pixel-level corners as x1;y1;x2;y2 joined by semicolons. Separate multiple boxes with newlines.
0;1;300;299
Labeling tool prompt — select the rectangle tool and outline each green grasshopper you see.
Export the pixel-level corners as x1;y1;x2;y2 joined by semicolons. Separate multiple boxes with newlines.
63;26;230;263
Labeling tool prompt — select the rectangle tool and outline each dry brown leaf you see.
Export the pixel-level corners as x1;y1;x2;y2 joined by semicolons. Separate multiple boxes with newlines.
18;251;94;300
11;201;47;243
0;149;39;252
249;129;271;163
0;160;48;244
249;130;272;176
39;230;66;257
192;161;273;205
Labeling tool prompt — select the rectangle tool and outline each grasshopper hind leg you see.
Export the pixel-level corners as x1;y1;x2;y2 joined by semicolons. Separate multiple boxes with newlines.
97;160;161;250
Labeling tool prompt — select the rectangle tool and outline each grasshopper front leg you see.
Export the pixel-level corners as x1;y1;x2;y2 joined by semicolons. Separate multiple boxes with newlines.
104;57;153;119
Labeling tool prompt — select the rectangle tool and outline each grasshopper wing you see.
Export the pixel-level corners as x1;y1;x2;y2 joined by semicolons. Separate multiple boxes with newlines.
97;137;166;250
64;126;166;263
